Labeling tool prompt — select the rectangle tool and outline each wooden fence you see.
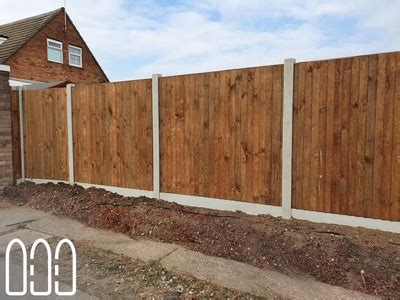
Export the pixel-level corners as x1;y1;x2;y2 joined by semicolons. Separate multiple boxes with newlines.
293;53;400;221
72;81;153;190
11;50;400;223
160;65;283;205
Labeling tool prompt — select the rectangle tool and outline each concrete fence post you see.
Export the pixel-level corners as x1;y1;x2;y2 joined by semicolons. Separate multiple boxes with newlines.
152;74;162;199
0;65;14;188
282;58;296;219
66;84;76;185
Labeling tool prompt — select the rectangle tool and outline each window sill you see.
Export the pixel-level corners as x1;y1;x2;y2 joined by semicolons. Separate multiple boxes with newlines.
69;64;83;69
48;59;63;64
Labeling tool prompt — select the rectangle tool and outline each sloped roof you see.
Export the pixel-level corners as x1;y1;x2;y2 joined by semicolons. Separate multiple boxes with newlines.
0;8;62;63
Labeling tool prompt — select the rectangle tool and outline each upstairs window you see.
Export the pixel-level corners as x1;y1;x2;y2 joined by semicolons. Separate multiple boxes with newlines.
47;39;63;63
68;45;82;67
0;35;8;45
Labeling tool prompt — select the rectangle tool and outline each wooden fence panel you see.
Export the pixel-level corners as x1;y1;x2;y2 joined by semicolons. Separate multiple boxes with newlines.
72;80;153;190
293;51;400;221
160;65;283;205
23;88;68;180
11;90;21;180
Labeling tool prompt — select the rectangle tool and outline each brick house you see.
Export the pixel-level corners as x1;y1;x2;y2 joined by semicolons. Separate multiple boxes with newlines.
0;7;108;87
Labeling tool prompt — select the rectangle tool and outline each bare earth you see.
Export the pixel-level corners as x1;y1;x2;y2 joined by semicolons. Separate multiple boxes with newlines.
3;182;400;297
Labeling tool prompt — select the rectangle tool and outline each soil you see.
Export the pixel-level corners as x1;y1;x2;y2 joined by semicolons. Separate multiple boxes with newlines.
3;182;400;297
25;238;258;299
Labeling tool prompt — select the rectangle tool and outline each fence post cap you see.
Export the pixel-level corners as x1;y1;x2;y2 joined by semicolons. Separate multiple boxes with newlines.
284;58;296;63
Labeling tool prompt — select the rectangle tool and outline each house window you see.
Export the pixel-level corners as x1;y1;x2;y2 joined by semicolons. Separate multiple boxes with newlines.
47;39;63;63
68;45;82;67
0;35;8;45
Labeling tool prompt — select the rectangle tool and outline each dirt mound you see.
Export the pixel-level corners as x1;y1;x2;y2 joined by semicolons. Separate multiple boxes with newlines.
4;182;400;297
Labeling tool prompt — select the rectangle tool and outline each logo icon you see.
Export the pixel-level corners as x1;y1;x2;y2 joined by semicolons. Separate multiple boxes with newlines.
5;238;77;296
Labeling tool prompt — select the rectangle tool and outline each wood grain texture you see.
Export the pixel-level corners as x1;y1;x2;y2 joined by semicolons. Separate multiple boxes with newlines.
293;51;400;221
160;66;284;205
11;90;21;180
72;80;153;190
23;88;68;180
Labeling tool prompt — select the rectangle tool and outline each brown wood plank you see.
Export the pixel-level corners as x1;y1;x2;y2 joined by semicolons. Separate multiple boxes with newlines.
347;56;360;216
302;62;314;210
372;54;387;218
294;63;306;209
317;61;328;212
310;61;321;211
11;91;21;180
339;58;352;214
271;65;283;205
380;53;396;220
323;59;336;213
391;52;400;221
364;55;378;218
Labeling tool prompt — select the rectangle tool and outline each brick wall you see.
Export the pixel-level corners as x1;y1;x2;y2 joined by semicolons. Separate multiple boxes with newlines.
5;11;108;84
0;68;13;187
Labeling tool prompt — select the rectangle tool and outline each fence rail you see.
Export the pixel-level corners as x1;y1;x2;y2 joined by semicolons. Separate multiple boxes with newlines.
11;50;400;225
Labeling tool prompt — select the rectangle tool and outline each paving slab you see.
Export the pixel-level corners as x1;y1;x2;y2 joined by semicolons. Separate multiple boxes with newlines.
0;229;52;256
160;249;376;299
28;216;180;263
0;207;47;228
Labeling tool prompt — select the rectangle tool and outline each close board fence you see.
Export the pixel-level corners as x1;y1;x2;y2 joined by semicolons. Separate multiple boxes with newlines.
11;50;400;224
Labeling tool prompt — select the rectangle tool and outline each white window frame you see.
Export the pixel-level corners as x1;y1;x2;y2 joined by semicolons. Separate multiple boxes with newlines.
47;38;63;64
0;36;8;45
68;45;83;68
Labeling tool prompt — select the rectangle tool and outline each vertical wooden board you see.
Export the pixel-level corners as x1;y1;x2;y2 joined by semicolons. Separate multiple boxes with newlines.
232;70;242;200
302;62;314;210
355;56;369;217
182;76;190;195
372;54;387;219
293;63;306;209
261;67;272;204
160;78;170;192
23;88;68;181
125;82;136;188
390;52;400;221
291;64;299;207
364;55;378;218
331;59;344;214
176;76;185;193
339;58;352;214
347;57;360;216
310;61;321;211
227;71;237;201
245;69;255;202
146;80;153;190
324;60;336;213
11;91;21;180
207;72;217;198
239;69;249;202
258;68;268;203
271;65;283;205
205;74;213;197
317;61;328;212
252;68;262;203
380;53;396;220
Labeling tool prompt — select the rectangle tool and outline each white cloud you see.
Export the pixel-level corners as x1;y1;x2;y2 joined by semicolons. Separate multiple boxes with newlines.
0;0;399;81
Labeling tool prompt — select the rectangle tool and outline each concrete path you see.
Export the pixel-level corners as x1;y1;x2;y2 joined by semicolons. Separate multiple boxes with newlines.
0;202;376;299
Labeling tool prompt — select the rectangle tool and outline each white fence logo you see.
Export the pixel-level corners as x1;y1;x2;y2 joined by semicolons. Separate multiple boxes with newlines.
5;238;76;296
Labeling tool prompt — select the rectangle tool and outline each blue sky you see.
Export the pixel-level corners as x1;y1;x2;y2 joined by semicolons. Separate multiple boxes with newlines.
1;0;400;81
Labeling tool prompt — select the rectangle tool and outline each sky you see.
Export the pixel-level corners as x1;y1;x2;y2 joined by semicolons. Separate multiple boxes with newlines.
0;0;399;81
